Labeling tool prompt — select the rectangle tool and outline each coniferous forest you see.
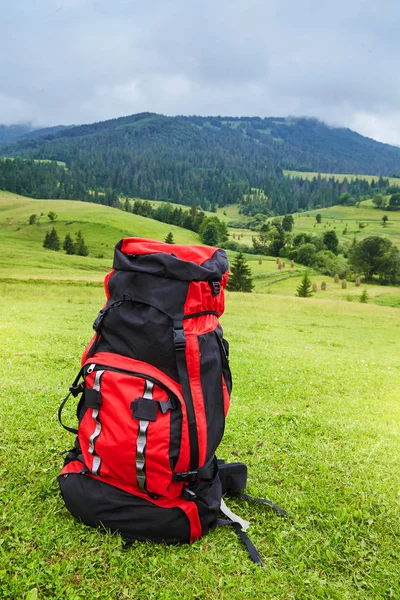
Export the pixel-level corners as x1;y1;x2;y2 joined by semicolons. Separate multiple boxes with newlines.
1;113;400;216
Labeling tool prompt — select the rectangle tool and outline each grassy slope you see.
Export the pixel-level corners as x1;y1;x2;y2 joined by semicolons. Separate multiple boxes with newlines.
0;191;199;280
0;281;399;599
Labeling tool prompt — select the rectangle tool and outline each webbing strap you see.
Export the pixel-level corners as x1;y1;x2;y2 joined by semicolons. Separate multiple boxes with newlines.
88;370;104;476
220;497;250;531
173;320;199;470
136;380;154;491
58;368;84;435
231;492;288;518
217;520;264;567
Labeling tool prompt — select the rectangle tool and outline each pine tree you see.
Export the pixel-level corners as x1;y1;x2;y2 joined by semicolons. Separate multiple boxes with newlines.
165;232;174;244
63;232;76;255
227;251;254;292
75;231;89;256
44;227;60;251
43;231;51;249
296;271;313;297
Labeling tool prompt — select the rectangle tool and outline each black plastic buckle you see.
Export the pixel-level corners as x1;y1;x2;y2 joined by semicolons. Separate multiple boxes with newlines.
174;470;198;483
182;487;197;502
173;327;186;351
210;281;221;296
69;382;85;397
93;307;108;332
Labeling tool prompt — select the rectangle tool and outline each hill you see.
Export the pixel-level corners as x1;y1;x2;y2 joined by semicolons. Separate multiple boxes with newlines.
2;113;400;214
0;191;199;281
0;123;68;146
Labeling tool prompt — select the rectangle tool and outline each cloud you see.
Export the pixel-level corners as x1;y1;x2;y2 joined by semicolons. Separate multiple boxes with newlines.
1;0;400;144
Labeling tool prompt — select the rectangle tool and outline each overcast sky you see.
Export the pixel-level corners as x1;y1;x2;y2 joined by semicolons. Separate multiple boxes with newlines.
1;0;400;145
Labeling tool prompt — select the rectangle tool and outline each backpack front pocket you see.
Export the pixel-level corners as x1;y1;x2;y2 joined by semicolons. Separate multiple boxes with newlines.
79;360;184;497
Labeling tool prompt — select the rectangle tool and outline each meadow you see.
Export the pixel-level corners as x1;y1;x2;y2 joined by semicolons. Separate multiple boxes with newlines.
0;192;399;599
283;170;400;187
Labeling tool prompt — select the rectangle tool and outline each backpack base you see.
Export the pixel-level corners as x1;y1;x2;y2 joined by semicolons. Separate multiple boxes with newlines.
59;463;222;544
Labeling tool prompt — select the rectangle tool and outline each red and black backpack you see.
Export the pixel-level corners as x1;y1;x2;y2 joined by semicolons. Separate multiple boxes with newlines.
59;238;285;562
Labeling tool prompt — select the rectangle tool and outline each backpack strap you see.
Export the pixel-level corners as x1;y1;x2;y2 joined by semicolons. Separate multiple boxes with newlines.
58;368;84;435
230;491;288;518
173;320;199;470
216;519;264;567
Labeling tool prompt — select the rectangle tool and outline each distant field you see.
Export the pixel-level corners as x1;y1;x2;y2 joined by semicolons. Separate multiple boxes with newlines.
227;200;400;250
284;170;400;186
216;204;242;221
0;156;67;167
225;200;400;307
294;201;400;248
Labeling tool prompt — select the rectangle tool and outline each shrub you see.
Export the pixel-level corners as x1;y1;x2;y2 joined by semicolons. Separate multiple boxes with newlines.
297;243;316;266
360;289;369;303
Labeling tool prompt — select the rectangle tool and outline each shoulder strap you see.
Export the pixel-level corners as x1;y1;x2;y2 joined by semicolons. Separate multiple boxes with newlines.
173;320;199;470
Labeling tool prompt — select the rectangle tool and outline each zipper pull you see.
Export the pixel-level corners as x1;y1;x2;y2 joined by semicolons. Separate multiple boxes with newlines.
86;364;96;374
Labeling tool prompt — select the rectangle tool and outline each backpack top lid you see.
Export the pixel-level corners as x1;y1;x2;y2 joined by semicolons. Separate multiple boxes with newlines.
114;238;229;282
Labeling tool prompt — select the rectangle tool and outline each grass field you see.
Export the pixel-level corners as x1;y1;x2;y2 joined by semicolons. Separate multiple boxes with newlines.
0;280;399;599
0;191;399;598
284;170;400;186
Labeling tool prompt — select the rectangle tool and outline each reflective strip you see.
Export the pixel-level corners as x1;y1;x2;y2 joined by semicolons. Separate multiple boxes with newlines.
220;498;250;531
136;380;154;490
88;370;104;476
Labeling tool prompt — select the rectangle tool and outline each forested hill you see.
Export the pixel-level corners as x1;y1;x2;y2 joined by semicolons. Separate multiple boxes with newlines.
2;112;400;212
0;123;68;146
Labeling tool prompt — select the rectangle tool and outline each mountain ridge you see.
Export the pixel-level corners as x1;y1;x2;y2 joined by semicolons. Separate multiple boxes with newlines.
3;112;400;177
1;112;400;214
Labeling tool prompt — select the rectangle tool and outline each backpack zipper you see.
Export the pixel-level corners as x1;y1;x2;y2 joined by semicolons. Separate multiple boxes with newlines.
85;363;179;400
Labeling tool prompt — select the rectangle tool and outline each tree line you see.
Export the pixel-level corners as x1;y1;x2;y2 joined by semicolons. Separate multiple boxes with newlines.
1;156;397;220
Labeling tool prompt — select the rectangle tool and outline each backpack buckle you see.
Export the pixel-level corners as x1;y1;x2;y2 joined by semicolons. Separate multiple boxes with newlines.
182;487;197;501
210;281;221;296
69;382;84;397
173;325;186;351
173;470;198;483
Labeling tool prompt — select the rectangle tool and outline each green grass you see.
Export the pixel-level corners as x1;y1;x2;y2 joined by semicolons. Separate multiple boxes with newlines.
0;280;399;599
0;191;399;598
0;191;200;281
284;170;400;186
